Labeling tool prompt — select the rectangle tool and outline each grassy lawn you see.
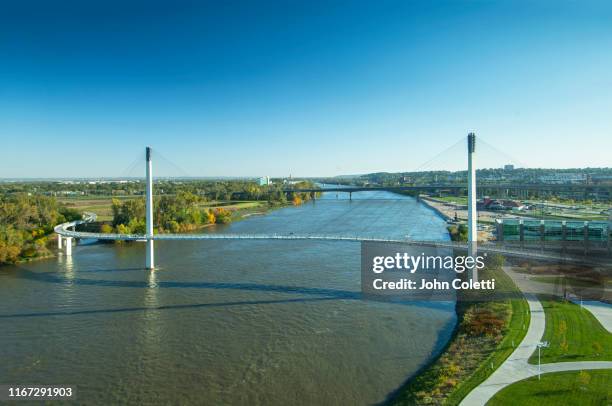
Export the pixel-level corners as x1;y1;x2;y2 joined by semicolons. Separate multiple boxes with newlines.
488;370;612;406
529;275;607;289
59;197;133;222
528;297;612;364
433;196;468;205
197;200;264;210
392;264;530;405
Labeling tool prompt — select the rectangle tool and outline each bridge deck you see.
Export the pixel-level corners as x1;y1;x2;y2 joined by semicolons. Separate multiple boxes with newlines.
54;213;610;266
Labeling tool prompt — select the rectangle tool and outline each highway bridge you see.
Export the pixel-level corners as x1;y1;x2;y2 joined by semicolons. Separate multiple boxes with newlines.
283;183;612;197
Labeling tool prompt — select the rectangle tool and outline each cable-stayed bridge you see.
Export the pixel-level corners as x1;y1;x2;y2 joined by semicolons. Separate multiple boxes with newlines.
54;134;612;270
54;211;611;268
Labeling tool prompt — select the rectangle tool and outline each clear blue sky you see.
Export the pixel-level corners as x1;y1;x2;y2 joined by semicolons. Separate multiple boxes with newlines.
1;0;611;178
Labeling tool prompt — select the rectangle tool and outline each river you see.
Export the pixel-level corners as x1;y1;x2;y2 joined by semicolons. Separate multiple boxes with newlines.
0;188;455;405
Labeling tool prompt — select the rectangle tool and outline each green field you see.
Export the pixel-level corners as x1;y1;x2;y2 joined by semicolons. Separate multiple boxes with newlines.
529;297;612;364
488;370;612;405
529;275;609;289
59;197;132;221
434;196;468;205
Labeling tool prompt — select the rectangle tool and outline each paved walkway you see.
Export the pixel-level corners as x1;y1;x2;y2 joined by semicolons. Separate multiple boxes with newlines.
459;268;612;405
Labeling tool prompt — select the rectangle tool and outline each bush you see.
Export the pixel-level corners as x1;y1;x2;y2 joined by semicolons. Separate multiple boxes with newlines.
214;208;232;224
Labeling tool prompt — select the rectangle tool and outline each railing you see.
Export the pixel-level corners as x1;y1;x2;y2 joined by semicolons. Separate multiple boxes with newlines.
54;214;610;266
54;212;98;235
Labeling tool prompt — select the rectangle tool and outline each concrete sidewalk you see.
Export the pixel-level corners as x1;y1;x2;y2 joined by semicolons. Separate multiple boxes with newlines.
459;267;612;405
459;292;543;405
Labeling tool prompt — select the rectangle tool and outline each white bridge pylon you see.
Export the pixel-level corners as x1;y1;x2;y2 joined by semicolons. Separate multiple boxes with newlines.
145;146;155;270
467;132;478;282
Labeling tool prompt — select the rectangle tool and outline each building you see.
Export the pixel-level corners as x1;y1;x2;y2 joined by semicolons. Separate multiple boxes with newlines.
504;164;514;171
539;173;587;184
258;176;271;186
496;218;610;249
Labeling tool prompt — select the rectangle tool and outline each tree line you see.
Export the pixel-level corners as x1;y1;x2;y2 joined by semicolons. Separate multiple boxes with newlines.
104;181;319;235
0;180;320;262
0;179;318;201
105;192;234;235
0;194;81;264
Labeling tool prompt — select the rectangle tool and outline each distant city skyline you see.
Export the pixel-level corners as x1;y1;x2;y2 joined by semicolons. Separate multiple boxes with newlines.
1;1;611;178
2;166;612;182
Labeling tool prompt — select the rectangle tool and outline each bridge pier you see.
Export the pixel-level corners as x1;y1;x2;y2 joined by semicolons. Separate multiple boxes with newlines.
496;220;503;243
562;221;567;252
57;235;63;249
583;221;589;255
65;237;73;256
608;209;612;255
349;191;352;201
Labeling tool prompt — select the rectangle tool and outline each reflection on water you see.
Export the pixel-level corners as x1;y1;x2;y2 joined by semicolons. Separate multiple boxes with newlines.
0;189;455;405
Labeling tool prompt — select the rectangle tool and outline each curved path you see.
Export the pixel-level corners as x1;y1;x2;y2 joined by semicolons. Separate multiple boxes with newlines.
460;268;612;405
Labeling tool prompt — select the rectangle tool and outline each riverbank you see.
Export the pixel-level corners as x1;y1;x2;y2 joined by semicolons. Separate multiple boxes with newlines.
2;232;66;266
420;196;503;226
419;196;453;222
390;260;530;405
420;196;496;241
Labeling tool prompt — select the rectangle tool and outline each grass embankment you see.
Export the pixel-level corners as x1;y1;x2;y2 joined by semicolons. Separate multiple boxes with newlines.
199;200;274;222
529;275;609;289
391;262;530;405
434;196;469;205
488;370;612;405
528;297;612;364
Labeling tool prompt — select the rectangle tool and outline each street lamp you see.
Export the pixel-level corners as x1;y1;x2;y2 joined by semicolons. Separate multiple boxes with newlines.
537;341;549;380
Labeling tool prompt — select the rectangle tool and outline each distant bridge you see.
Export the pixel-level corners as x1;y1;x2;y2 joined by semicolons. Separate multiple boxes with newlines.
283;183;612;196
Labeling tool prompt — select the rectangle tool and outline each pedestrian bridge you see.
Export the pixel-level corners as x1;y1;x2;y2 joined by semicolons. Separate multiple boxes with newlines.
53;140;611;269
54;213;611;267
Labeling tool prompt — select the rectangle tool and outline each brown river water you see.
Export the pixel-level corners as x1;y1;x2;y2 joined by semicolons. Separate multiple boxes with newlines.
0;188;455;405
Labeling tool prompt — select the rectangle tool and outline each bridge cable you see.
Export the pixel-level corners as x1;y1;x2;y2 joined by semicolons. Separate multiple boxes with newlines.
411;136;465;173
151;148;192;179
119;151;147;179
